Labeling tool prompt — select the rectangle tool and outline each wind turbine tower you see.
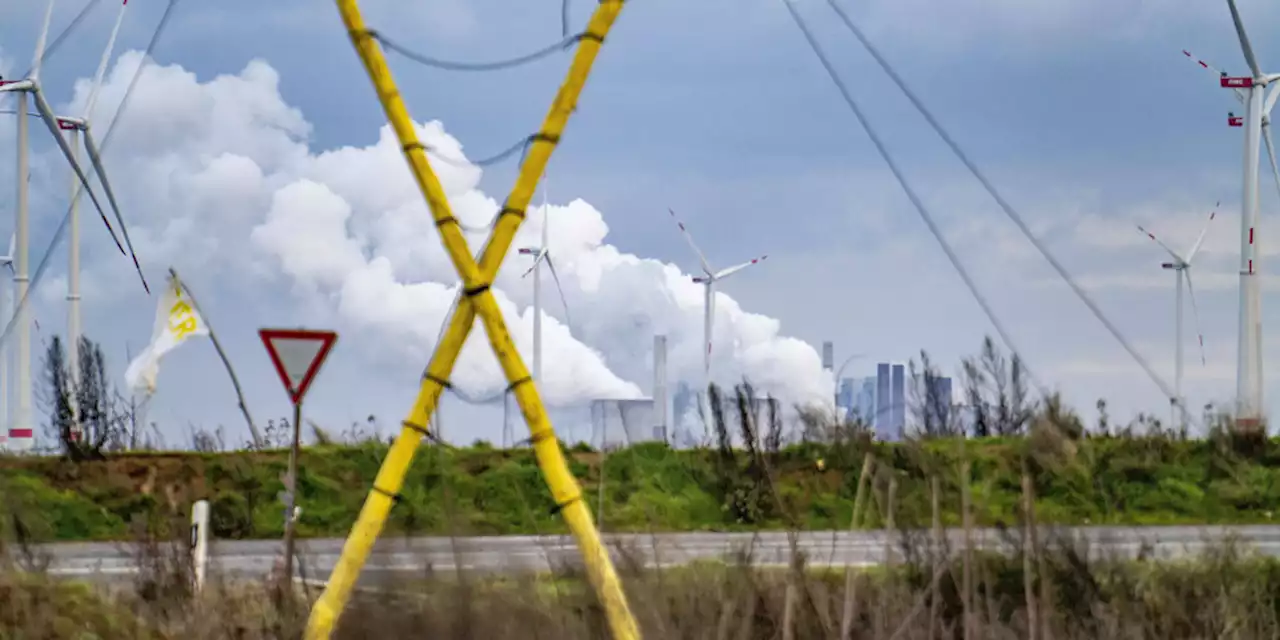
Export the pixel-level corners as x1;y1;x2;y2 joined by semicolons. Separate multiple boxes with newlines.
0;237;13;448
1137;205;1217;429
67;0;134;434
666;208;767;404
1214;0;1280;430
518;178;572;385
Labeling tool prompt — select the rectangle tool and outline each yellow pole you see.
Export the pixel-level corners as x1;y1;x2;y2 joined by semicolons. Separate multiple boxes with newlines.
306;2;637;639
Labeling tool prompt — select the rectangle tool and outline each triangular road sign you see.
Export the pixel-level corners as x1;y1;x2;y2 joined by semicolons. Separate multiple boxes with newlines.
259;328;338;404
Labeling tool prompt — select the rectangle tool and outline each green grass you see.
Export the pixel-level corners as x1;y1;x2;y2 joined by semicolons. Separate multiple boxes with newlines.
5;434;1280;542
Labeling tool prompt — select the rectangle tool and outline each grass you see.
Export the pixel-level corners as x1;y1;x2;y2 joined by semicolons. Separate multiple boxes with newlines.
3;431;1280;542
7;361;1280;637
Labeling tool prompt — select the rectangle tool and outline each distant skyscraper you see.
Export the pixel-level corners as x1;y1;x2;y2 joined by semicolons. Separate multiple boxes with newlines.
926;376;953;429
856;378;875;424
875;363;892;438
890;364;905;441
838;377;856;414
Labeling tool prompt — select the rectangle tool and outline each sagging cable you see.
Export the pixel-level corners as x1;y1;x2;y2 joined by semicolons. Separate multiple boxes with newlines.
371;29;579;72
821;0;1184;417
781;0;1048;396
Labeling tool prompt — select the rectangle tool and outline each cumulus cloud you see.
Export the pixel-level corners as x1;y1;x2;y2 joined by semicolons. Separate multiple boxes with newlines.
53;52;831;412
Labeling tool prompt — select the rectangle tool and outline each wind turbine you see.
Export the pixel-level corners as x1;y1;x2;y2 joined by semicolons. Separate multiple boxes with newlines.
0;235;13;449
0;0;147;450
1137;204;1217;429
65;0;144;441
1179;1;1280;430
666;207;767;402
517;179;573;385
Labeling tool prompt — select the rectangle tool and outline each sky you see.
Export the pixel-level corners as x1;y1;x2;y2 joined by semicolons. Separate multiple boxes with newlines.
1;0;1280;448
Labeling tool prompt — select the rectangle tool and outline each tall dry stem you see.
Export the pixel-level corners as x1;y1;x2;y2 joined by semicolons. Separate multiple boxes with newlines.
961;457;974;640
841;451;876;639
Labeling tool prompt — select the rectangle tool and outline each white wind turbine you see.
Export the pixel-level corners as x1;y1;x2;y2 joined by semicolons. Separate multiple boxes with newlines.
666;207;767;402
0;0;147;450
0;235;13;448
1198;0;1280;429
1137;204;1217;429
517;179;573;385
64;0;145;430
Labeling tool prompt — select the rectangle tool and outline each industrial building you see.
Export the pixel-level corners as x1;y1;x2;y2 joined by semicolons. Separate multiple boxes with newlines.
837;362;952;441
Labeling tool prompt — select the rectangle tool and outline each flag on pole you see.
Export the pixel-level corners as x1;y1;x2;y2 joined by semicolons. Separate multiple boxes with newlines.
124;273;208;396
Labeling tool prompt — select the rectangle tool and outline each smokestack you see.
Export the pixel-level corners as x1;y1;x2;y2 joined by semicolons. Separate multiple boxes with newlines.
822;341;834;371
654;334;668;443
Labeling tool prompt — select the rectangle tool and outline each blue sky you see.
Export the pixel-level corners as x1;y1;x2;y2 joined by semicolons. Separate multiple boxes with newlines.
2;0;1280;447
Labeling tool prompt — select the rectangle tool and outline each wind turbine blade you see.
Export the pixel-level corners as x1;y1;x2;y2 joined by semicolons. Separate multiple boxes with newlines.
544;255;573;331
1267;84;1280;115
540;176;550;248
521;249;546;278
29;86;126;255
31;0;55;81
1185;202;1219;262
83;129;149;293
1226;0;1262;78
667;208;714;275
7;234;14;262
714;254;768;280
1264;126;1280;206
1136;224;1182;262
1184;270;1207;366
85;0;130;119
1182;49;1246;102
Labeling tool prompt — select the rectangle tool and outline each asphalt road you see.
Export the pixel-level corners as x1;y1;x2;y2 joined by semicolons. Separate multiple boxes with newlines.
25;525;1280;586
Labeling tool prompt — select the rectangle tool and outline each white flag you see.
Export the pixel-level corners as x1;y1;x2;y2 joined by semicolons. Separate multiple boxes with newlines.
124;275;209;396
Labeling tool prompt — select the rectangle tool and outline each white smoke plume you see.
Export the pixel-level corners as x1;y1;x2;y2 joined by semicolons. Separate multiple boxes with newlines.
50;52;831;409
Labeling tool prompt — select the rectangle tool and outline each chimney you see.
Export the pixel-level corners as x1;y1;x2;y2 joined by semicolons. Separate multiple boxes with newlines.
654;334;668;443
822;341;834;371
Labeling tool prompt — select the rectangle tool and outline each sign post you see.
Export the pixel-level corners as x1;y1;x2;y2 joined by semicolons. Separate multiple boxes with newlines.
259;328;337;587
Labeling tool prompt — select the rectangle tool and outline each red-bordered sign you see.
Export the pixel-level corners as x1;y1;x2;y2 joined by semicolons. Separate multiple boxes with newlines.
259;328;337;404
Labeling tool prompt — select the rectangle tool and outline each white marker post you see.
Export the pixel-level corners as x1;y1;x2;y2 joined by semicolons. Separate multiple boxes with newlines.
258;328;337;586
190;499;209;593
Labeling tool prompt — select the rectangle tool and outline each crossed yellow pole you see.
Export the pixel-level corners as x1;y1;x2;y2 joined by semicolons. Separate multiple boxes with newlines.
306;1;638;638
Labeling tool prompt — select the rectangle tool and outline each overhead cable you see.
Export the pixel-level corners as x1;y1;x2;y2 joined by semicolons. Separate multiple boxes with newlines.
0;0;182;349
780;0;1048;396
438;134;540;233
820;0;1184;414
371;29;579;72
429;133;533;169
14;0;107;82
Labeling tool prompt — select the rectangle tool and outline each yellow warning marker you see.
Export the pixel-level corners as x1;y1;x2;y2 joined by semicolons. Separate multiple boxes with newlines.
306;1;636;639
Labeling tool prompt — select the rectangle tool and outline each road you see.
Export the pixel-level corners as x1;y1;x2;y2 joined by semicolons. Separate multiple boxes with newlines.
25;525;1280;586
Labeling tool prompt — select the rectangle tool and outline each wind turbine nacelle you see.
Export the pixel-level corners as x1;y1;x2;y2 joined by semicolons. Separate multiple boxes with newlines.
692;276;710;284
57;118;77;131
1222;76;1254;88
1161;262;1176;269
1229;115;1244;127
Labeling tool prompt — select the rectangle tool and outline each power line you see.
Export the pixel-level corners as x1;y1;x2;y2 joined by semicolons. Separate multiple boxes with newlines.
430;133;533;169
371;29;579;72
779;1;1048;396
0;0;182;349
819;0;1185;415
13;0;107;82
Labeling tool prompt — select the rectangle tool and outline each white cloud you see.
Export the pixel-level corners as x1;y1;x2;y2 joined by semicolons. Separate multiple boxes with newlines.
52;52;831;415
